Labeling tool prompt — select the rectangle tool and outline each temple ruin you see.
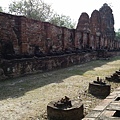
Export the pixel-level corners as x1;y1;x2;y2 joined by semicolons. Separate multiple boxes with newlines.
0;3;120;79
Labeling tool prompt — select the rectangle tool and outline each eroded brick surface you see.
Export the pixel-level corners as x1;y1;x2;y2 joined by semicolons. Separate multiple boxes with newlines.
0;3;120;79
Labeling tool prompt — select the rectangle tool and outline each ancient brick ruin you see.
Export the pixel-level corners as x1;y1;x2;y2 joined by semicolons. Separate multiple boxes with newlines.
0;3;120;79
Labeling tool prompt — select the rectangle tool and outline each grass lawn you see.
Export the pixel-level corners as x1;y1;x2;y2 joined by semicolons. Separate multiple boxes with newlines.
0;56;120;120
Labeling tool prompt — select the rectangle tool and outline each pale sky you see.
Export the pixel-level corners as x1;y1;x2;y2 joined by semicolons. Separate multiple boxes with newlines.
0;0;120;31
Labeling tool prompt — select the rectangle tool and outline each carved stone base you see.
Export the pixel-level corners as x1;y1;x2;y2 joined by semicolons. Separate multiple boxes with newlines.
47;100;84;120
88;82;111;97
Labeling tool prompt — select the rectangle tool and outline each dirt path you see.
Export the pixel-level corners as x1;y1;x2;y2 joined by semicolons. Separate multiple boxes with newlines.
0;56;120;120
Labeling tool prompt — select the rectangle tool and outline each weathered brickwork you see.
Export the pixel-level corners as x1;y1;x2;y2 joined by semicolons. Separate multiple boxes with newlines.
99;3;115;39
0;52;97;80
0;3;119;57
99;3;115;51
0;13;21;55
90;10;101;36
0;3;120;79
75;12;90;49
90;10;101;49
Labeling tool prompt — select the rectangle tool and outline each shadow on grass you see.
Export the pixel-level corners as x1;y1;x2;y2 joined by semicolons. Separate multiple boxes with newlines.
0;56;120;100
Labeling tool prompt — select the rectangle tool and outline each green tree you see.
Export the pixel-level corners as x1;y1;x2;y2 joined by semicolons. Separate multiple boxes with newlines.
8;0;76;28
9;0;53;21
49;13;76;29
116;29;120;40
0;6;3;12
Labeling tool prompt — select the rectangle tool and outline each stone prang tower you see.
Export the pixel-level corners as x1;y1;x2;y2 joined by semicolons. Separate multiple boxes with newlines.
99;3;115;40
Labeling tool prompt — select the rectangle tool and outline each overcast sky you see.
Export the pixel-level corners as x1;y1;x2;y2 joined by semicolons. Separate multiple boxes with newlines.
0;0;120;31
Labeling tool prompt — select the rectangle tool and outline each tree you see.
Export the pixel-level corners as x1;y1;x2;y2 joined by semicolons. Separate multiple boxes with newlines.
0;6;3;12
8;0;76;28
49;13;76;29
9;0;53;21
116;29;120;40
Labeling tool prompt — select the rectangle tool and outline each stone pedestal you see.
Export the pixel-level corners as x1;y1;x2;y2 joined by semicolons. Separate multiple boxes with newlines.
116;70;120;75
106;72;120;82
88;82;111;97
47;100;84;120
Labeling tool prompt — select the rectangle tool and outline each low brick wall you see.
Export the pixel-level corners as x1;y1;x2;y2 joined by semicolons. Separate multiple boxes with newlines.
0;52;97;80
1;51;120;80
107;51;120;57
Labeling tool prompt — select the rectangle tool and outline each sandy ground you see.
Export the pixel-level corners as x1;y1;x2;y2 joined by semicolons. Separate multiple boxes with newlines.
0;57;120;120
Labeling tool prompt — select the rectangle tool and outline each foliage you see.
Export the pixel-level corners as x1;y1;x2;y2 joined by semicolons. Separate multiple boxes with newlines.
0;6;3;12
8;0;76;28
9;0;53;21
49;13;76;29
115;28;120;40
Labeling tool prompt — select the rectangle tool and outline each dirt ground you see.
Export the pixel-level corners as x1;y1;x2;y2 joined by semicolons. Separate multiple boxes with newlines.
0;56;120;120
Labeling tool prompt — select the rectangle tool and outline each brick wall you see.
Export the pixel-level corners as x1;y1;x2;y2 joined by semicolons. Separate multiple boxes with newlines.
0;3;120;80
0;52;97;80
